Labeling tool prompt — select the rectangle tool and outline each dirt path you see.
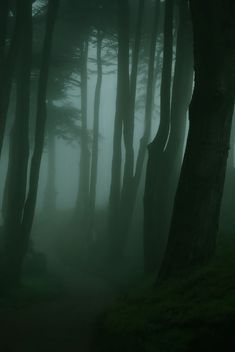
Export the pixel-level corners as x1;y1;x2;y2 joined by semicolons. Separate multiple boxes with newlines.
0;257;118;352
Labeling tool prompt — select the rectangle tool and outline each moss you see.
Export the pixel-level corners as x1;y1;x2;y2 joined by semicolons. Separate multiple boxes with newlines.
95;233;235;351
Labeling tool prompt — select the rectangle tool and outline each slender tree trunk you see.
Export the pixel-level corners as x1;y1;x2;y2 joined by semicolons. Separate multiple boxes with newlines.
108;0;129;252
159;0;235;280
116;0;160;256
44;112;57;211
1;0;32;287
121;0;145;203
144;0;174;274
0;0;9;68
21;0;60;260
0;0;22;156
76;38;90;241
135;0;161;189
89;30;103;242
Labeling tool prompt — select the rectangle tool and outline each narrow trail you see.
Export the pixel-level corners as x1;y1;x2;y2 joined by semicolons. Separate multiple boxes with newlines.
0;255;118;352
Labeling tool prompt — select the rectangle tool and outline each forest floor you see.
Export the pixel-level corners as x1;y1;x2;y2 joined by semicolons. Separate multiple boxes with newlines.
1;212;235;352
0;254;119;352
94;232;235;352
0;211;122;352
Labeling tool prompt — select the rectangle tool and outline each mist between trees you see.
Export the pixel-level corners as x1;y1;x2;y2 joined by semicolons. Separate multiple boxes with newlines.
0;0;234;291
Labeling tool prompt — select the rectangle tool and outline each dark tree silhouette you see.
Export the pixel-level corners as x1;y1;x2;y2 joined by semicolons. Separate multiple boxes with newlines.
22;0;60;256
108;0;130;254
1;0;33;287
1;0;60;287
89;29;103;242
144;0;174;274
159;0;235;280
0;0;22;156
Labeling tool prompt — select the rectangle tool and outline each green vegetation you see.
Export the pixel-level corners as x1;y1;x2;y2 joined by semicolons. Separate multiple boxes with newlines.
95;233;235;351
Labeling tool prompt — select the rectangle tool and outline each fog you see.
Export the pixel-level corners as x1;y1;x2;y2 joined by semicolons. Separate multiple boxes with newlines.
1;0;235;351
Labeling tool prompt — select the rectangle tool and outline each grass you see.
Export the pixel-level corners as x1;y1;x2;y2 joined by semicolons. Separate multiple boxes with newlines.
94;232;235;352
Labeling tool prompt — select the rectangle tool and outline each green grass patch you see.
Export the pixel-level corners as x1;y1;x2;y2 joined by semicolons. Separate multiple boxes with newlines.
95;233;235;351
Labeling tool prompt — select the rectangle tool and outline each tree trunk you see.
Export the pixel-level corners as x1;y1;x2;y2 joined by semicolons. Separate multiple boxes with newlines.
221;113;235;232
121;0;145;203
0;0;9;68
1;0;32;287
144;0;174;274
21;0;60;260
164;1;193;197
0;0;22;156
76;37;91;242
159;0;235;280
108;0;129;253
116;0;161;257
44;110;57;212
89;30;103;242
145;0;193;274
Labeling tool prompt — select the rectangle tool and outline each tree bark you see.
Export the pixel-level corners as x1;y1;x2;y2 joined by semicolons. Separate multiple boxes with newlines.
121;0;145;204
89;30;103;242
145;0;194;274
159;0;235;280
144;0;174;274
0;0;9;68
220;113;235;232
1;0;32;287
116;0;161;257
0;0;22;156
44;107;57;212
108;0;130;253
76;37;91;242
21;0;60;256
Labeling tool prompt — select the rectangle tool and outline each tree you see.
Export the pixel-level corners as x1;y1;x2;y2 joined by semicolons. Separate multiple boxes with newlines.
121;0;146;207
115;0;161;258
144;0;174;274
144;0;194;275
89;29;103;242
1;0;33;286
159;0;235;280
108;0;130;254
0;0;22;156
75;36;91;242
21;0;60;255
1;0;60;287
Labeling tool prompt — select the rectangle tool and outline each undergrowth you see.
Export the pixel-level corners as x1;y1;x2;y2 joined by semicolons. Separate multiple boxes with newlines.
94;232;235;352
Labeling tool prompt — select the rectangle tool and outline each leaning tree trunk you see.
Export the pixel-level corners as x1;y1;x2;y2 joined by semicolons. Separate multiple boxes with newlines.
89;30;103;242
159;0;235;281
21;0;60;266
144;0;174;274
1;0;32;287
